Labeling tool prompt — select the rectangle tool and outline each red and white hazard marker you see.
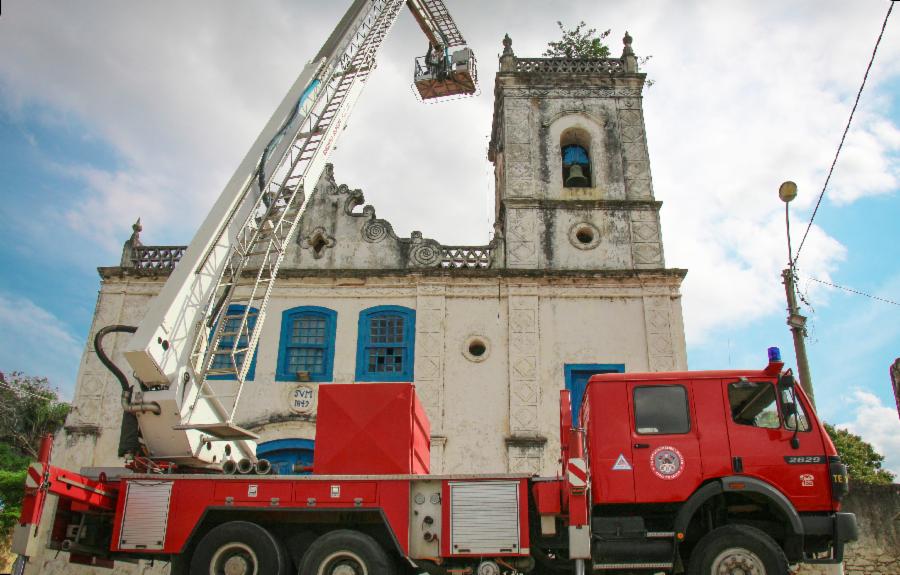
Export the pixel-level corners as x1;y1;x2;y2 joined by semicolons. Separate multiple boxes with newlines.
567;457;588;489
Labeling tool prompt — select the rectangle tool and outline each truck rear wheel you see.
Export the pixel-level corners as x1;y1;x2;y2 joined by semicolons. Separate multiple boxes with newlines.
299;529;397;575
190;520;288;575
688;525;788;575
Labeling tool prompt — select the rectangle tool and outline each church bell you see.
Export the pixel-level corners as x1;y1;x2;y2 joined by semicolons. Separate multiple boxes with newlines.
565;163;589;187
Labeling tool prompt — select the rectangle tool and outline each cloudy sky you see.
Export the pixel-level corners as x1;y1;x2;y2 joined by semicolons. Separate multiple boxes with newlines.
0;1;898;474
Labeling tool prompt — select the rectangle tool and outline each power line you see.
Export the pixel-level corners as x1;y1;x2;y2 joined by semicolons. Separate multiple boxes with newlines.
793;2;894;265
807;277;900;307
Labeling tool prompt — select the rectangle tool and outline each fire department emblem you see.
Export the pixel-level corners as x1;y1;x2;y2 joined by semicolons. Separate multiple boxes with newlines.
650;446;684;480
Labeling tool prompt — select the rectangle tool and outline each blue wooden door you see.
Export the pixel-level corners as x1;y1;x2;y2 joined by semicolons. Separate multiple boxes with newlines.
565;364;625;422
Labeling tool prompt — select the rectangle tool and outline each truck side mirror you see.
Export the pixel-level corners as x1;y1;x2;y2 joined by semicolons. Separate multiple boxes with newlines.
778;373;795;390
778;371;801;449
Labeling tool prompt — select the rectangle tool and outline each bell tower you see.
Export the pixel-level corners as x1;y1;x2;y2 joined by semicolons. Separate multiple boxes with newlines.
489;33;665;271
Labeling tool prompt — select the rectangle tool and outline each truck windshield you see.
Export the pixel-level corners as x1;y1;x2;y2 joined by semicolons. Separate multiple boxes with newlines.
728;381;780;429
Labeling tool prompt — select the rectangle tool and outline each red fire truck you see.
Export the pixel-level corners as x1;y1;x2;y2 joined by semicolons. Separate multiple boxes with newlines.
9;1;857;573
15;349;856;575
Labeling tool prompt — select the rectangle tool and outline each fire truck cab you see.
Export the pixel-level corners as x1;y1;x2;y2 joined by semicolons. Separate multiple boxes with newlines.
531;350;858;573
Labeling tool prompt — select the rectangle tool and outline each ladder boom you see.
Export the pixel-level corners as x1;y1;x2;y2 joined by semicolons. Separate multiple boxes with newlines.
119;0;473;468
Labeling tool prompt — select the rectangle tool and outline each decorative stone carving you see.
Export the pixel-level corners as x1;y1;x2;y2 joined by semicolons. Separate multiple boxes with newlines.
414;286;446;434
505;106;532;145
362;219;391;243
643;297;676;372
634;243;663;267
505;209;538;268
630;210;664;268
506;436;546;475
441;246;492;269
408;232;442;267
507;292;540;449
503;87;642;99
632;221;659;243
300;227;335;258
514;57;626;74
616;104;653;200
129;245;186;271
120;218;143;267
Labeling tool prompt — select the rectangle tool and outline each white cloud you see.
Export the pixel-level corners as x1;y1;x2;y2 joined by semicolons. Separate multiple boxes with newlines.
836;390;900;478
0;292;83;398
0;0;897;345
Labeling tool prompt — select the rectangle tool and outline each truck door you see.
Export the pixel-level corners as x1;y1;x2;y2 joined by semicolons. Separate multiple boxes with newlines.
722;379;830;510
628;383;704;503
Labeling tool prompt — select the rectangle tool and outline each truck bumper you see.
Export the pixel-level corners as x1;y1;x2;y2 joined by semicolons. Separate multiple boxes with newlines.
801;512;858;563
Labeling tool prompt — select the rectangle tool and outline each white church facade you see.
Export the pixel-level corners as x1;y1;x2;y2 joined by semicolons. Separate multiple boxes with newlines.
28;33;687;574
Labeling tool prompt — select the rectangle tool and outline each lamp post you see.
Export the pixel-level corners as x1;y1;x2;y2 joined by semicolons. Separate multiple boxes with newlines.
779;181;816;407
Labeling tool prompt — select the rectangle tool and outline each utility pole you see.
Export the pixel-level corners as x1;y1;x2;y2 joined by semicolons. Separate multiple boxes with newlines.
779;181;816;407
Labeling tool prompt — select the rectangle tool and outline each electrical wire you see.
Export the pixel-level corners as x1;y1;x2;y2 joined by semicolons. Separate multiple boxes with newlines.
807;277;900;307
793;1;894;265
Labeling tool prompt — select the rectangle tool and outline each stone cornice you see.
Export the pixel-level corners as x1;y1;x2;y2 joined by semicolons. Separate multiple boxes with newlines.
99;265;687;282
501;199;662;211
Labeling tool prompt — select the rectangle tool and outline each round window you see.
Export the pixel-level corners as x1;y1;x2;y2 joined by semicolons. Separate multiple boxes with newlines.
462;335;491;363
569;222;601;250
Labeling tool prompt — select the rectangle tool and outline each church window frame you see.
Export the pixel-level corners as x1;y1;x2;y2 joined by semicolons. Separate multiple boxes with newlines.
569;221;601;250
276;306;337;382
355;305;416;382
208;304;258;381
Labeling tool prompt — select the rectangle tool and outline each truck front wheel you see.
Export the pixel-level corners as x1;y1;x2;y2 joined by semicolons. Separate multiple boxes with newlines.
688;525;788;575
299;529;397;575
190;520;288;575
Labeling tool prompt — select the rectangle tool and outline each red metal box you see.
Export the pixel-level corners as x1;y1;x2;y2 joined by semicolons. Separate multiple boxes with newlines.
313;383;430;475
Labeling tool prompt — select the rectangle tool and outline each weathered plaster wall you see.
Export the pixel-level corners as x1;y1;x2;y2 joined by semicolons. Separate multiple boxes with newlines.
49;270;686;471
798;483;900;575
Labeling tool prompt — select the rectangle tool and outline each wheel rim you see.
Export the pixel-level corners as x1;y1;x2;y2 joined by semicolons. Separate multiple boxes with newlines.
210;542;258;575
711;547;766;575
317;550;368;575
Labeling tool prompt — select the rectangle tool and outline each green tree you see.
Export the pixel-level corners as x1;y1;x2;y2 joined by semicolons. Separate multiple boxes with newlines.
0;372;69;459
0;444;30;534
0;372;70;539
544;21;611;59
824;423;895;485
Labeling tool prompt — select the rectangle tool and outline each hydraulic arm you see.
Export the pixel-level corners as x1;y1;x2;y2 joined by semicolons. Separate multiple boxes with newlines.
117;0;476;468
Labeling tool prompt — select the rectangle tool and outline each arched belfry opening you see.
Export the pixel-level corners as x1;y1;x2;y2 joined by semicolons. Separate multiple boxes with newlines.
561;127;592;188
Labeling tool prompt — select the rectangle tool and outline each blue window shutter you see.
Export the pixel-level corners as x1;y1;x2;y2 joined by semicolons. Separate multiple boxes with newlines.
276;306;337;382
355;305;416;382
208;304;258;381
564;363;625;422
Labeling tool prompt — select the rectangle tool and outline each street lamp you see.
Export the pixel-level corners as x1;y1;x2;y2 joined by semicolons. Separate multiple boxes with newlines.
779;181;815;407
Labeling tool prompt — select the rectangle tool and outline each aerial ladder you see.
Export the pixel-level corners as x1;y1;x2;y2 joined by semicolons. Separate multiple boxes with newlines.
114;0;477;469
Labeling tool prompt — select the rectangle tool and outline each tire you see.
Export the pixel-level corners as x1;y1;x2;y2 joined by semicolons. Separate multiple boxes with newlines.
687;524;789;575
299;529;397;575
189;520;288;575
284;530;319;572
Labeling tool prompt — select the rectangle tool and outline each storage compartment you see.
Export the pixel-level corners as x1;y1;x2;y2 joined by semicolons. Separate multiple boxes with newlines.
314;383;430;475
118;481;173;550
449;481;521;555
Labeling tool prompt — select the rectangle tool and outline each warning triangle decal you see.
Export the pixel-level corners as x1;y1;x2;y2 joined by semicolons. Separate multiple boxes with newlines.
612;453;632;471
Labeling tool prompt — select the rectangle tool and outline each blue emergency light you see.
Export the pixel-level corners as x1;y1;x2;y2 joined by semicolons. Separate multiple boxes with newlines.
767;347;782;362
